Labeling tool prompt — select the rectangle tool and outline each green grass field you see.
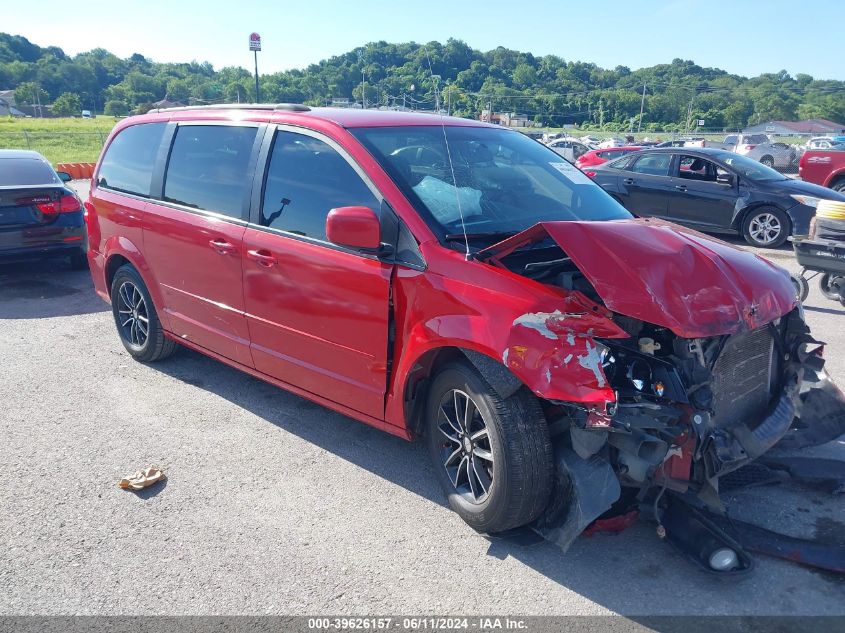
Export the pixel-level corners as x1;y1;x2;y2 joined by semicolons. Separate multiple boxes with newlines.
0;116;118;165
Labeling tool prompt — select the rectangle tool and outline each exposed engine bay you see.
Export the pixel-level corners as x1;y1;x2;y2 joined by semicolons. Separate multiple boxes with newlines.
481;227;845;571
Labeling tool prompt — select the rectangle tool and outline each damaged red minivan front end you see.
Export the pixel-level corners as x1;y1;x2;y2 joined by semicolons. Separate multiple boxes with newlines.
352;121;844;556
466;217;834;547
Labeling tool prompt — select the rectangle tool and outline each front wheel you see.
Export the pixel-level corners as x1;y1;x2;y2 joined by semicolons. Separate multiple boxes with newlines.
759;155;775;168
425;362;553;534
110;264;176;362
742;207;789;248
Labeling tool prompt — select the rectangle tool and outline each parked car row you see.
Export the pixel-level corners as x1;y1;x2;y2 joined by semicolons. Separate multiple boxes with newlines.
545;132;812;173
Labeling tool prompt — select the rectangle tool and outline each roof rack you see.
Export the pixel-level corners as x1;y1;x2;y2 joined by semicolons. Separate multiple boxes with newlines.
146;103;312;114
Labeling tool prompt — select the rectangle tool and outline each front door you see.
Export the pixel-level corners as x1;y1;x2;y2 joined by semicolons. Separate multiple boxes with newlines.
142;123;261;367
666;154;738;231
242;127;392;419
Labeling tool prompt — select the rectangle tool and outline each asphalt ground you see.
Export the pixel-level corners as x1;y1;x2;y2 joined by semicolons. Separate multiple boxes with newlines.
0;182;843;617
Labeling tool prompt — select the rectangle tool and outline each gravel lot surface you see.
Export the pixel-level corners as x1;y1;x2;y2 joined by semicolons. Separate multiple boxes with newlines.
1;182;843;616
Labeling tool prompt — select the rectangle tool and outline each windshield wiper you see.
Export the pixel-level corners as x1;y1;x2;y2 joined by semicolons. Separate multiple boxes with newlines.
444;231;517;242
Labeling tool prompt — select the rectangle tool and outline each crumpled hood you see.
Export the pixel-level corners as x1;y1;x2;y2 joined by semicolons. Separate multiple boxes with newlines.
479;218;797;338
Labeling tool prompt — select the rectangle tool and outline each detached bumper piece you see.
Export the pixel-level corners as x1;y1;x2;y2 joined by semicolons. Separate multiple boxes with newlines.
661;494;845;575
659;495;754;576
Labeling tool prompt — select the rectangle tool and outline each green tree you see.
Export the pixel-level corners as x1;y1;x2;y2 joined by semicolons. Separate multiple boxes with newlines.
104;99;128;116
13;80;47;105
51;91;82;116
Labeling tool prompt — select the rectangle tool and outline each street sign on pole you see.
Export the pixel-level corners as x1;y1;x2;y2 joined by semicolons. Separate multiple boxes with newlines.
249;33;261;103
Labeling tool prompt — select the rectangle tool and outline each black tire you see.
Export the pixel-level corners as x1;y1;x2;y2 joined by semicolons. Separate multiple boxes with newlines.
69;250;89;270
759;155;775;168
819;273;844;301
741;206;789;248
830;177;845;193
790;273;809;303
110;264;176;362
425;361;553;534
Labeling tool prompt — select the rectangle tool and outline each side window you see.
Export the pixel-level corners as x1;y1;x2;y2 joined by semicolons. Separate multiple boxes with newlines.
630;153;672;176
163;125;258;218
97;123;166;196
260;130;380;241
678;155;723;182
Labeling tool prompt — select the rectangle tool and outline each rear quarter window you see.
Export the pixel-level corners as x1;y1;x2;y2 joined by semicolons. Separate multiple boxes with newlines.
97;123;166;196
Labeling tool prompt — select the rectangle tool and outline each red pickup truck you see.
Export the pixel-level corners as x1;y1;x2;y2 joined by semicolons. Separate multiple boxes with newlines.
799;150;845;192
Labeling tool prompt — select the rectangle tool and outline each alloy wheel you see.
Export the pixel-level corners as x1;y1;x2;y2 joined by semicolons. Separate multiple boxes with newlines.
117;281;149;348
748;213;782;245
436;389;494;504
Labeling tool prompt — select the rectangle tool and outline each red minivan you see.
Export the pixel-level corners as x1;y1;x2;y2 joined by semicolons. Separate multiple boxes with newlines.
87;104;843;550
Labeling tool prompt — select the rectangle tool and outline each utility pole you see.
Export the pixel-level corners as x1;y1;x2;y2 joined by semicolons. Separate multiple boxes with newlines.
359;51;366;109
447;87;451;116
684;89;696;135
599;98;604;128
637;82;646;133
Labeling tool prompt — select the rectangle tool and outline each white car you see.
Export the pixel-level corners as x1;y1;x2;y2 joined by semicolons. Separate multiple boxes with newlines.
597;137;626;149
806;137;841;150
547;137;591;163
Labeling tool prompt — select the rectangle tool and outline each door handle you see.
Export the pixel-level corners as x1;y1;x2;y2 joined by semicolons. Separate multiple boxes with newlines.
247;249;277;267
623;178;635;185
674;185;688;191
209;238;237;254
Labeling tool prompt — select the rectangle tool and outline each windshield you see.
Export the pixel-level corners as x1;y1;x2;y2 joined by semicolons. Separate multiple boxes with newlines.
712;151;787;182
351;126;631;240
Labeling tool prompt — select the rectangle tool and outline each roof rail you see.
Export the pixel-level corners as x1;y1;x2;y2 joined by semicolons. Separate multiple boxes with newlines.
146;103;312;114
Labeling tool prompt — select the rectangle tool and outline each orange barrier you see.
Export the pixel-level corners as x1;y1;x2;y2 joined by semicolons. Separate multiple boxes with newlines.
56;162;96;180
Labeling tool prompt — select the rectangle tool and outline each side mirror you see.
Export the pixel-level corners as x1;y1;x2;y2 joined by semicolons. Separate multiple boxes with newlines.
56;171;72;183
326;206;382;251
716;172;735;186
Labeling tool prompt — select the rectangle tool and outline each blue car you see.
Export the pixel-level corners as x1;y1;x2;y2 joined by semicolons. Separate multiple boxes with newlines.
0;150;87;268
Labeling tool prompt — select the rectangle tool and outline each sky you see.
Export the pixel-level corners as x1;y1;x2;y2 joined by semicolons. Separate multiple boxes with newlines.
5;0;845;80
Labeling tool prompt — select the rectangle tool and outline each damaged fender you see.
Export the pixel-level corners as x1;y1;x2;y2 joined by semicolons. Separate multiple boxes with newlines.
502;293;628;404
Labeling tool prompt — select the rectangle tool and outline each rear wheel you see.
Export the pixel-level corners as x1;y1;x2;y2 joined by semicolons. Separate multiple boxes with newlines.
425;362;553;534
110;264;176;362
742;207;789;248
819;273;845;301
831;178;845;193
